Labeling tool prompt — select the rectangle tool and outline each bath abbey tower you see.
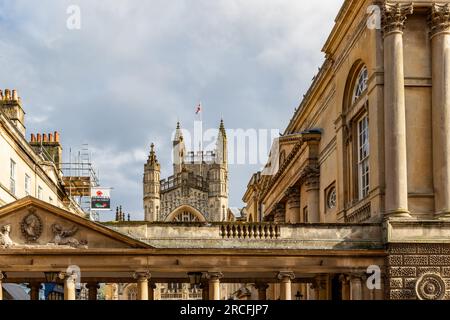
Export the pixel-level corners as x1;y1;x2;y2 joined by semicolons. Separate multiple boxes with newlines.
143;120;228;222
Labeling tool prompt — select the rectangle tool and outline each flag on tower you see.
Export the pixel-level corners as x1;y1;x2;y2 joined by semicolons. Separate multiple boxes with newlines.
195;102;202;114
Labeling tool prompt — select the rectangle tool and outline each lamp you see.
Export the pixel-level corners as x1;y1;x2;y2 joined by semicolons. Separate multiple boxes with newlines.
44;272;59;283
295;291;303;300
187;272;203;287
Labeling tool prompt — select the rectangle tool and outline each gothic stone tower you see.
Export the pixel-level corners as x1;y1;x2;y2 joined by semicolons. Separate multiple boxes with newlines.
143;120;228;222
143;143;161;222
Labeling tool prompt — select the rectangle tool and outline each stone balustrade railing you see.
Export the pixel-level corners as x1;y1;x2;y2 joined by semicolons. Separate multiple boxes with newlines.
219;223;281;239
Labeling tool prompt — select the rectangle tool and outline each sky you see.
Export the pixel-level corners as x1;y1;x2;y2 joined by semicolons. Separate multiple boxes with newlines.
0;0;342;221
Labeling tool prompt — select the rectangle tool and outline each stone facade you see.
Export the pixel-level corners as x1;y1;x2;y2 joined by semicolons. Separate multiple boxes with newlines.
387;244;450;300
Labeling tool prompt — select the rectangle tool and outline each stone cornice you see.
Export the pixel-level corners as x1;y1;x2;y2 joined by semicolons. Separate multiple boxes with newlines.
382;2;414;36
430;3;450;37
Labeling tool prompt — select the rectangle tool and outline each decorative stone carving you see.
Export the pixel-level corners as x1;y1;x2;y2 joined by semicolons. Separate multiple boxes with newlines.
277;271;295;281
0;224;14;248
430;4;450;37
20;210;43;242
382;2;414;35
415;273;446;300
50;223;87;248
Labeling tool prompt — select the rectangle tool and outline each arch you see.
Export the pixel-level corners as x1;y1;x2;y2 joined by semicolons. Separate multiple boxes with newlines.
342;60;368;113
123;284;138;300
165;204;207;222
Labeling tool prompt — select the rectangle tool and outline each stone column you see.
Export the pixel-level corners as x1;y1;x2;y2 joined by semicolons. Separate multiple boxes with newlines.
382;2;413;217
350;275;363;300
0;272;4;301
285;187;301;223
314;274;329;300
134;272;151;300
278;271;295;300
255;283;269;300
59;272;77;301
28;283;41;300
207;272;223;300
430;4;450;219
148;282;156;301
86;282;99;301
304;165;320;223
339;274;351;300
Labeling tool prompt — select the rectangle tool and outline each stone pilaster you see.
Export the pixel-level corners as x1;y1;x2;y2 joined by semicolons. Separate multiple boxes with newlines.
277;271;295;300
134;271;151;300
207;272;223;300
430;4;450;219
382;2;413;218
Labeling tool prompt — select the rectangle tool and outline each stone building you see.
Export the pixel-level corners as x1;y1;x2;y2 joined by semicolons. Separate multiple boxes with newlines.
243;0;450;300
2;0;450;302
143;121;229;223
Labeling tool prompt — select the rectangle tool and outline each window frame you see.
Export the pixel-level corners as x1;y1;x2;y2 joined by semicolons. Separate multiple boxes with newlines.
10;159;16;195
25;174;31;196
357;114;370;200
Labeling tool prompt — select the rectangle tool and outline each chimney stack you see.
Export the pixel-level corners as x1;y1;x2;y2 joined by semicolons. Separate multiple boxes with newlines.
31;133;36;142
37;133;42;142
42;133;48;142
0;88;26;136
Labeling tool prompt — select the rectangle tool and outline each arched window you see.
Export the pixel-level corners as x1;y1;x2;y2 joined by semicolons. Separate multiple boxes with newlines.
127;286;137;300
172;211;199;222
352;66;368;103
343;63;370;208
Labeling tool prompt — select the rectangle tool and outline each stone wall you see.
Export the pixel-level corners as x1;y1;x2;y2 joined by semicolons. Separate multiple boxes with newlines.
387;243;450;300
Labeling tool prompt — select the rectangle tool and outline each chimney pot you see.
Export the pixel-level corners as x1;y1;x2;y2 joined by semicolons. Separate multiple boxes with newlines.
54;131;60;142
12;90;18;101
4;89;11;100
0;90;3;100
37;133;42;142
42;134;48;142
48;133;53;142
31;134;36;142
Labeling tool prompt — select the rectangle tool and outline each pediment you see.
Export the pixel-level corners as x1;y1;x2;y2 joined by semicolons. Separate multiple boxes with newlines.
0;197;151;249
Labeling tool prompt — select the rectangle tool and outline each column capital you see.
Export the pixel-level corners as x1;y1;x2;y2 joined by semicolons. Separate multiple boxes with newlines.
382;2;414;36
338;274;350;284
430;3;450;38
277;271;295;281
133;271;151;281
58;271;77;282
0;272;5;281
206;272;223;280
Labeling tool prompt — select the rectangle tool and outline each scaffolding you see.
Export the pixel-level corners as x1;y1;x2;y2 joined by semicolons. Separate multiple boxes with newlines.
61;144;100;220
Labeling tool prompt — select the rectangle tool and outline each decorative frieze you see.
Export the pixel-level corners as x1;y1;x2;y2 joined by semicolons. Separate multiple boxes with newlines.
387;244;450;300
430;4;450;37
382;2;414;36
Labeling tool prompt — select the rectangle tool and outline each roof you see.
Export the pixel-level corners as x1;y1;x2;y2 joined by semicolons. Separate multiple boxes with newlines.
2;284;30;300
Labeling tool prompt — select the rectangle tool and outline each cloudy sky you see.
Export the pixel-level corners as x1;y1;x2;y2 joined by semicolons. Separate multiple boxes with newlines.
0;0;342;221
